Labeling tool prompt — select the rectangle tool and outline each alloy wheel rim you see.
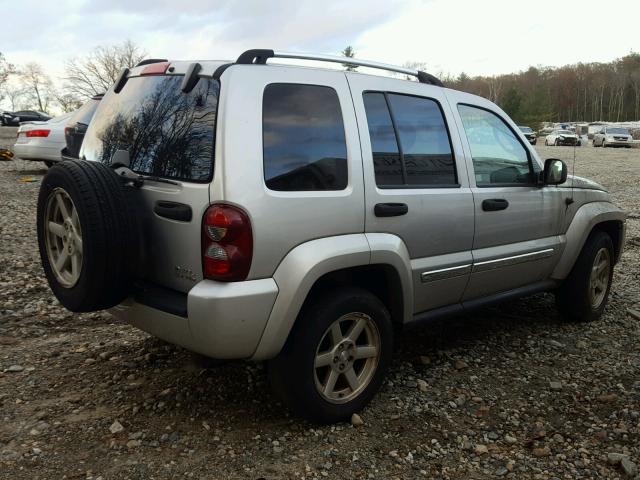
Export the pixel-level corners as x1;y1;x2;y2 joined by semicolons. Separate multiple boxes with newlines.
44;187;83;288
314;312;381;404
589;247;610;308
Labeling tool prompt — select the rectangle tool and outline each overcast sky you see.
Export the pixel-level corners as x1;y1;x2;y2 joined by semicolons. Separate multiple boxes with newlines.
3;0;640;83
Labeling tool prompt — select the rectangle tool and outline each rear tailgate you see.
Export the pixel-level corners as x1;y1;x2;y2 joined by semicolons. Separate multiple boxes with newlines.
79;67;220;293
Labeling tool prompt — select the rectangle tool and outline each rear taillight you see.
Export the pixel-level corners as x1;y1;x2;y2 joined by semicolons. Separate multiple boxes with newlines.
202;204;253;281
26;129;50;138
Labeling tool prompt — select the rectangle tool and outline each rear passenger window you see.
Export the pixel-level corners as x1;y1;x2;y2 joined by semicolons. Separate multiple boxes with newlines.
263;84;348;191
363;92;457;187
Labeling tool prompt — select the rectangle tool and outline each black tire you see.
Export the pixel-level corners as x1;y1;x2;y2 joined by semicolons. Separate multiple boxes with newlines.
544;139;548;146
555;230;614;322
37;160;139;312
268;287;394;424
554;138;559;146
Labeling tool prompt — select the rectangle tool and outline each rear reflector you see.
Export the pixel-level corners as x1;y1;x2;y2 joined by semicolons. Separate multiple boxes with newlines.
26;129;50;138
141;62;170;76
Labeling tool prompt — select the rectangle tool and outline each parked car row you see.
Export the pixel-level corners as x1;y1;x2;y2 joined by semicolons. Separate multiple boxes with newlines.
3;94;102;167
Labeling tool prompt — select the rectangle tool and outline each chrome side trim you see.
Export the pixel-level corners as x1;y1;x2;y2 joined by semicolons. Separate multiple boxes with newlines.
421;264;472;283
472;248;555;273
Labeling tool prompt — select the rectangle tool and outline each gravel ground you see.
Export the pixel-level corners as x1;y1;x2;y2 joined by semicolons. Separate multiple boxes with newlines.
1;129;639;480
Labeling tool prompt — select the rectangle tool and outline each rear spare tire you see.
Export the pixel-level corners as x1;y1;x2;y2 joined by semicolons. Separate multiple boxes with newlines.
37;160;139;312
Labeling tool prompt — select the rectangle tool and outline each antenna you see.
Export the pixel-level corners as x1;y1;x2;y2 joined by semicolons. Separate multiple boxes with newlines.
568;128;577;206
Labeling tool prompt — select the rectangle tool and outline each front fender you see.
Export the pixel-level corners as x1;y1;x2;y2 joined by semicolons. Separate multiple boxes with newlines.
551;201;626;280
250;233;412;360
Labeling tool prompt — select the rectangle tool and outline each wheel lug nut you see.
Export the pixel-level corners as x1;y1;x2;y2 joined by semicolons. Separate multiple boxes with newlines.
333;357;338;363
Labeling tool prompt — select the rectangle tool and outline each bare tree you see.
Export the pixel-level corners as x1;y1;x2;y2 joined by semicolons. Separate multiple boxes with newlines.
64;40;147;98
0;52;16;104
20;62;55;112
4;86;25;110
56;92;84;113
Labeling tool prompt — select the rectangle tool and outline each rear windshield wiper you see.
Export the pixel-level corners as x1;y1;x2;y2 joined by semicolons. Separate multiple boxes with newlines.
108;149;179;187
111;162;180;187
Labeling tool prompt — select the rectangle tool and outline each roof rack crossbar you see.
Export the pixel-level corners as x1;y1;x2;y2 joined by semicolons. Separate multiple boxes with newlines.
235;49;444;86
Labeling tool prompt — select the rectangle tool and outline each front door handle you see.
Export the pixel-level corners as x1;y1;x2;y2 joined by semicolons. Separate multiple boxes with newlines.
374;203;408;217
482;198;509;211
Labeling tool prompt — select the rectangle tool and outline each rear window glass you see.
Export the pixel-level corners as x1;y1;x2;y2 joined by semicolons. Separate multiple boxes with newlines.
81;75;219;182
263;83;348;191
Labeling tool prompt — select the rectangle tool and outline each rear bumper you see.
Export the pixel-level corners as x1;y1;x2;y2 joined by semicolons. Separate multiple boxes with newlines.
110;278;278;359
12;143;63;162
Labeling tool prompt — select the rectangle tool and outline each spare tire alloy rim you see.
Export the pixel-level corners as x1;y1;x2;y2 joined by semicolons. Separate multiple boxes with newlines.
44;187;83;288
589;247;610;309
314;312;380;404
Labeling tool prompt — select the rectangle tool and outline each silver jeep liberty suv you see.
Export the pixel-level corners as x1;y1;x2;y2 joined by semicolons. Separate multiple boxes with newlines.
37;49;626;423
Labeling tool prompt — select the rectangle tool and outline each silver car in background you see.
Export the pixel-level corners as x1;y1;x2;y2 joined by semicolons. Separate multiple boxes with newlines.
13;112;73;167
593;126;633;147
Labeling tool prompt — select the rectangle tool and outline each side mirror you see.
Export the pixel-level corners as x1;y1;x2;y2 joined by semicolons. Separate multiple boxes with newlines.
543;158;567;185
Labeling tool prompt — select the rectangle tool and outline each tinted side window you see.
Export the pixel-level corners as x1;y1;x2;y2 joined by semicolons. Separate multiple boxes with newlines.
362;93;402;186
457;104;532;186
363;92;456;187
263;84;347;191
388;94;456;185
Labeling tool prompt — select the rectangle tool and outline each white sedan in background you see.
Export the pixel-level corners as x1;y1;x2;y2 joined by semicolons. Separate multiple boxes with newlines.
544;129;581;147
12;112;73;167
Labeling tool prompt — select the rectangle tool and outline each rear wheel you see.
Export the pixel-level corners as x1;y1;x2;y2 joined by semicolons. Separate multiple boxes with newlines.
268;287;393;424
556;231;614;322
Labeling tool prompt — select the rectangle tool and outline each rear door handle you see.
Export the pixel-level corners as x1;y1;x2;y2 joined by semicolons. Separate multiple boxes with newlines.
374;203;408;217
482;198;509;211
154;201;192;222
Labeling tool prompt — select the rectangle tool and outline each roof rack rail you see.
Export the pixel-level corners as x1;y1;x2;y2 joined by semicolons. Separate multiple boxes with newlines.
135;58;168;67
235;49;444;87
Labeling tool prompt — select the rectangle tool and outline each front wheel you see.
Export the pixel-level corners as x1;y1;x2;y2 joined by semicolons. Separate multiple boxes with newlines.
556;231;614;322
268;287;393;424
